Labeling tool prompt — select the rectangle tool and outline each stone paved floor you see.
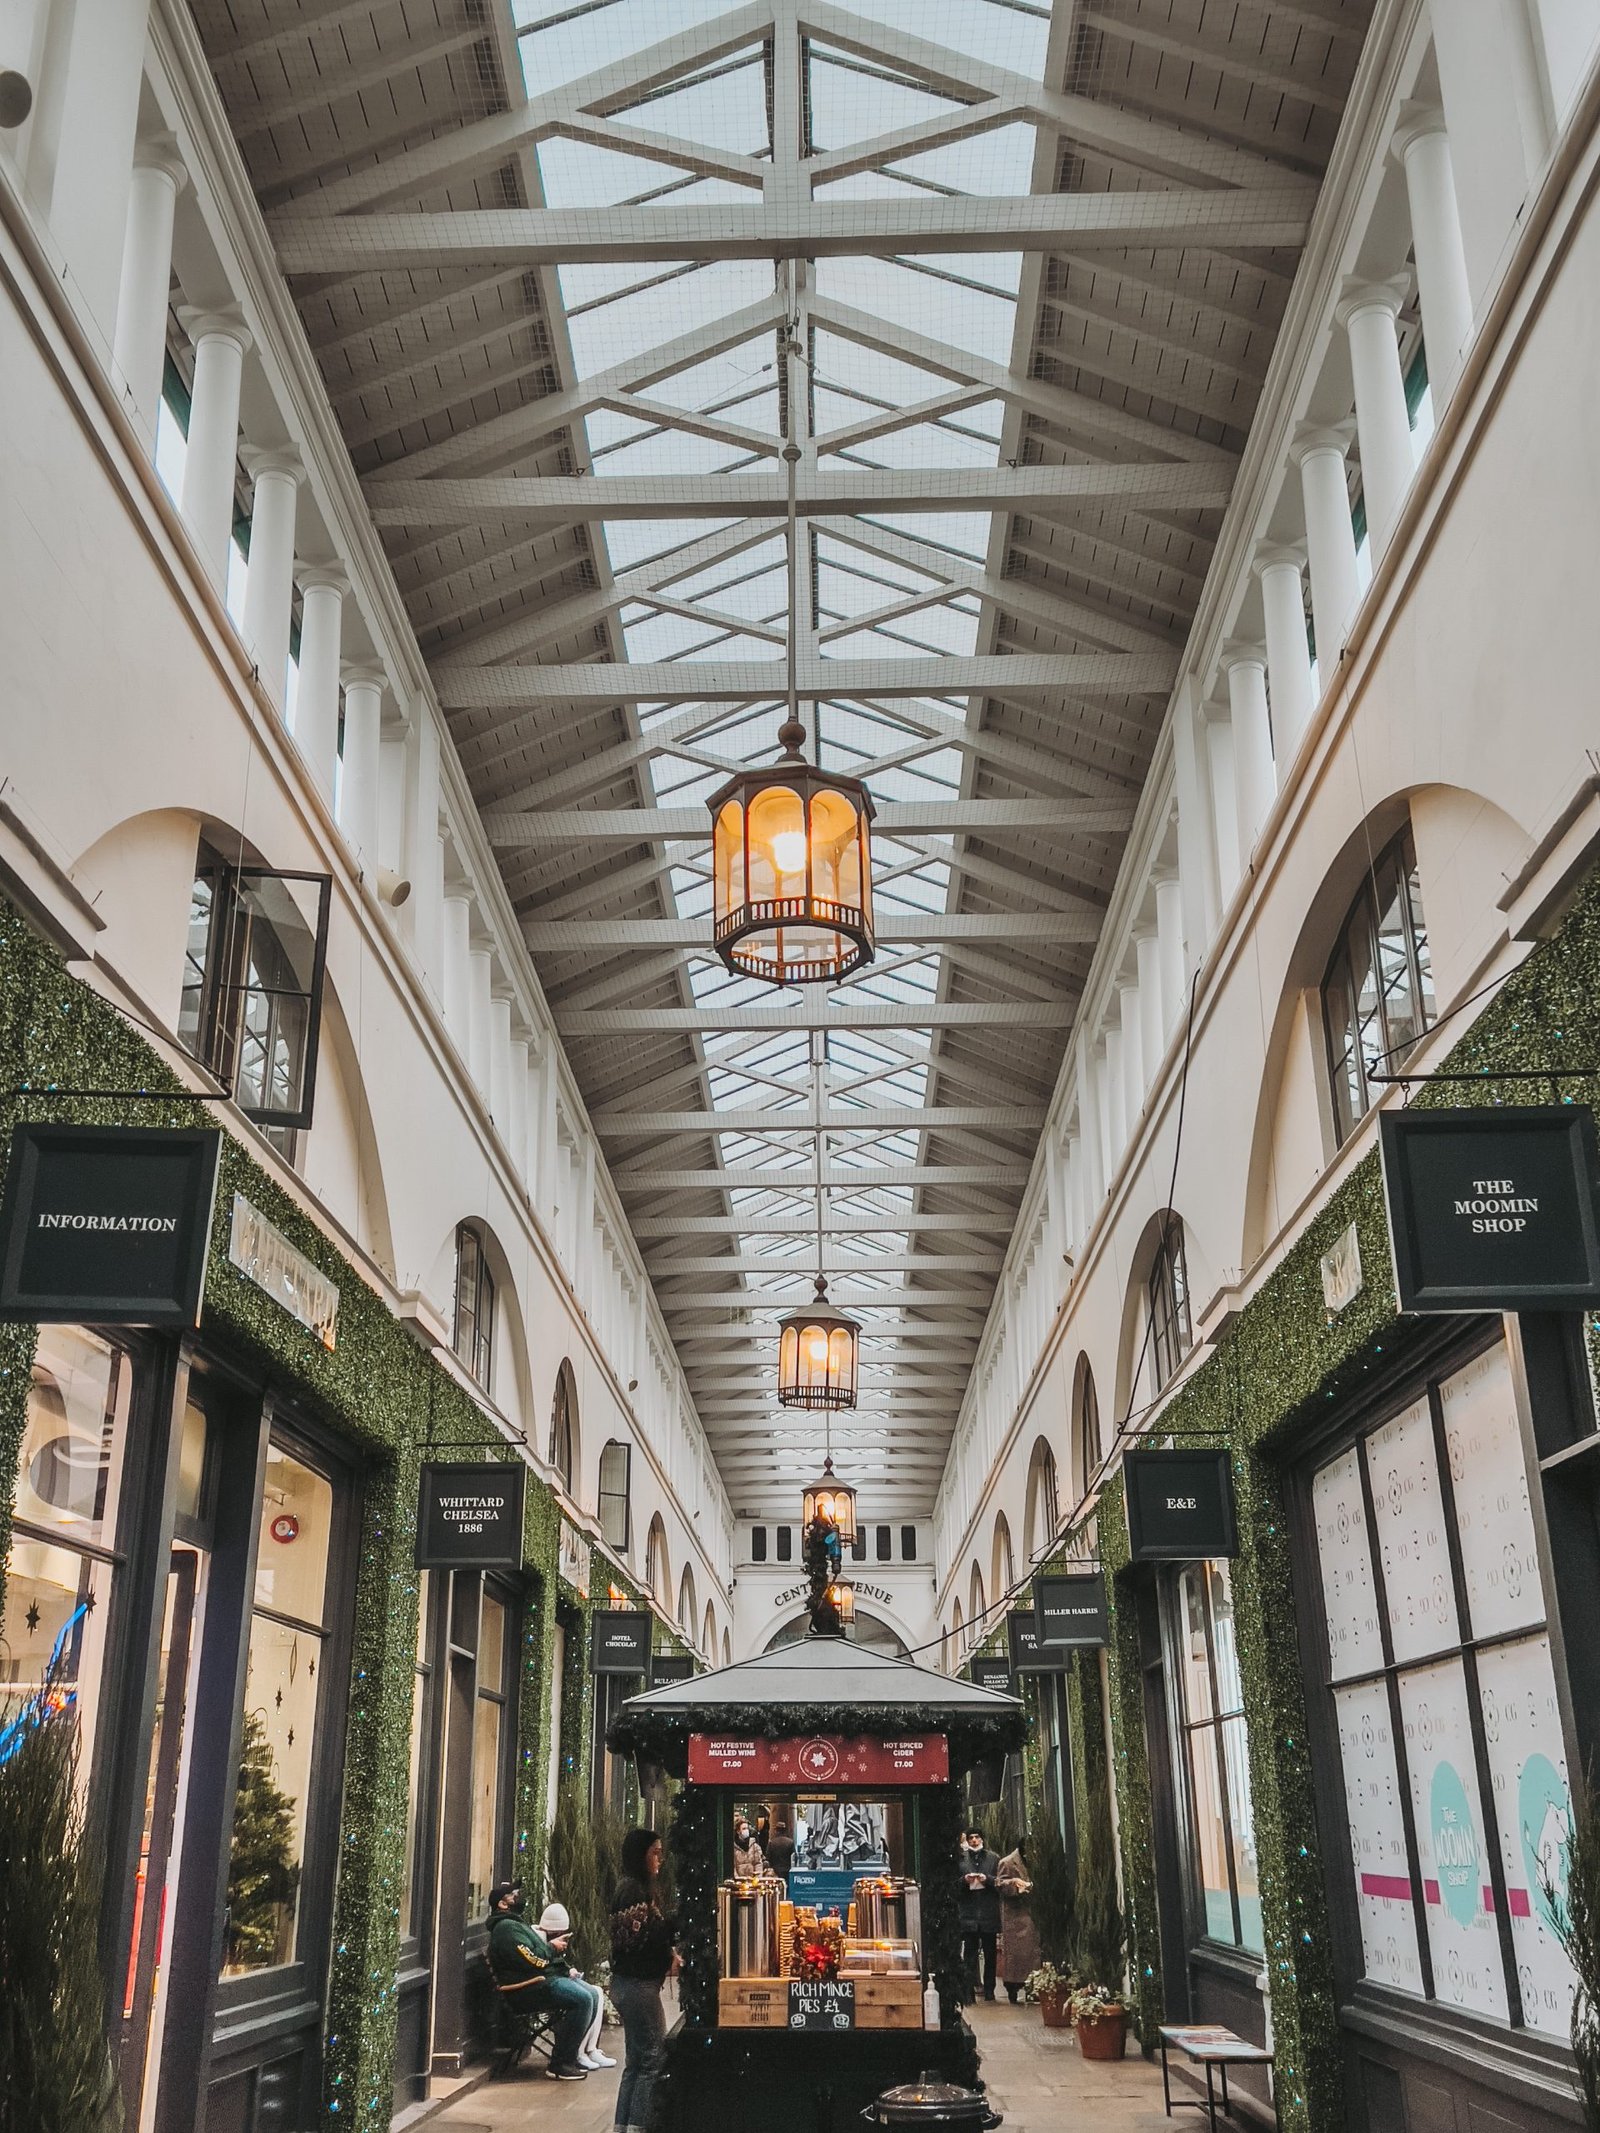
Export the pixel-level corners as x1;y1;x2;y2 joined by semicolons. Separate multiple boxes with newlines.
426;1998;1175;2133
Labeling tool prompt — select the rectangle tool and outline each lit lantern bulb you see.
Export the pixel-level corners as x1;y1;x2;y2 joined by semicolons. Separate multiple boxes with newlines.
771;828;808;878
805;1328;830;1367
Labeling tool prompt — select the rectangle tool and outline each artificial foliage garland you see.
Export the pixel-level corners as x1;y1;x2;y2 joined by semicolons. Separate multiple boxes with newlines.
666;1782;720;2026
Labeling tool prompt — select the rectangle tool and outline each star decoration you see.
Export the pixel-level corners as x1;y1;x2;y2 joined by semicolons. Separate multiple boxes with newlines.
24;1602;40;1633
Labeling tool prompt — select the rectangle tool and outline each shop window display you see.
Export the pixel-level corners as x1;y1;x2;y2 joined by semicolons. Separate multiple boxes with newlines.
1310;1341;1575;2037
1171;1561;1263;1953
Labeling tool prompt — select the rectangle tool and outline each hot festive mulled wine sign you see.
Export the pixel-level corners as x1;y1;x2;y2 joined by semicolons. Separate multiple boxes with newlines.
686;1734;949;1784
0;1122;221;1326
1379;1105;1600;1312
415;1462;526;1570
1032;1568;1109;1647
1124;1448;1239;1562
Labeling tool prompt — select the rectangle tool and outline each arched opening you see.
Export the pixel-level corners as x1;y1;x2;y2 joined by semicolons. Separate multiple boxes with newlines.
991;1513;1015;1608
644;1514;670;1609
1071;1354;1102;1502
598;1439;631;1554
1116;1212;1194;1419
703;1599;716;1659
968;1562;986;1635
1023;1437;1059;1561
951;1599;965;1662
764;1609;908;1658
678;1565;698;1644
721;1628;732;1667
549;1359;578;1496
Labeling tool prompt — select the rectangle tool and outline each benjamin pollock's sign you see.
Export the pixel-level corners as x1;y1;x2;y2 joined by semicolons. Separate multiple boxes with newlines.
0;1123;221;1326
1124;1447;1239;1562
969;1653;1014;1695
1380;1106;1600;1312
415;1463;526;1571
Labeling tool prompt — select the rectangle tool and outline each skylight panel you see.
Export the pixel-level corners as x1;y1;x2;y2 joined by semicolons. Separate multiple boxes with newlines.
516;0;741;87
564;260;774;374
815;257;1015;363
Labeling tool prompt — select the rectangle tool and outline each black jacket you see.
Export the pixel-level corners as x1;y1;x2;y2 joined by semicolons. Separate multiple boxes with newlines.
956;1847;1001;1935
609;1876;677;1982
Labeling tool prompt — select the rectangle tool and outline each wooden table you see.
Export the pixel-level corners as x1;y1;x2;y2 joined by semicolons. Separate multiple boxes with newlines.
1158;2025;1274;2131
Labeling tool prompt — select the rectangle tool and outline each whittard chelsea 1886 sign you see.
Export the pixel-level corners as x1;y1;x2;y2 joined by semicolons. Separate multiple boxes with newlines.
0;1123;221;1326
416;1463;526;1571
1379;1106;1600;1312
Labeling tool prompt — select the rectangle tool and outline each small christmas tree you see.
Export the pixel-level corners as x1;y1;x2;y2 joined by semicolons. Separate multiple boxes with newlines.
224;1709;300;1970
548;1789;607;1971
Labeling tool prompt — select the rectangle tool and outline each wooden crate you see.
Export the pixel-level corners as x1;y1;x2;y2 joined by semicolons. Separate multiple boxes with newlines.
718;1979;788;2029
841;1977;923;2030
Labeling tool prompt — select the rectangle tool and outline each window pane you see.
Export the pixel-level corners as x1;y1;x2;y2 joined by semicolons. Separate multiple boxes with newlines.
468;1692;503;1926
18;1325;133;1551
224;1610;324;1973
1177;1565;1215;1723
901;1526;917;1561
178;871;216;1058
479;1591;506;1691
1186;1719;1235;1943
175;1397;209;1524
1404;849;1436;1026
1208;1564;1244;1718
0;1537;116;1789
1367;1397;1459;1661
1438;1346;1544;1638
1348;903;1386;1105
1313;1447;1385;1682
253;1446;334;1625
1324;948;1363;1143
401;1576;430;1943
1476;1632;1578;2038
1373;859;1423;1064
1334;1675;1423;1994
1397;1656;1507;2021
751;1526;767;1563
1221;1716;1263;1953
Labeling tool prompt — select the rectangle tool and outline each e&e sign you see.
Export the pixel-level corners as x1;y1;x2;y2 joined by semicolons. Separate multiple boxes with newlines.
1124;1448;1238;1562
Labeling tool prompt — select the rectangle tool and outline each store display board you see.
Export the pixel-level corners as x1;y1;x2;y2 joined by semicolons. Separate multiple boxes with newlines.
788;1980;855;2031
1379;1106;1600;1312
687;1734;949;1785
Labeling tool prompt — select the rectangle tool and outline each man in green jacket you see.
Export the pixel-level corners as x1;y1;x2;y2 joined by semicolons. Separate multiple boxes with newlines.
486;1881;591;2079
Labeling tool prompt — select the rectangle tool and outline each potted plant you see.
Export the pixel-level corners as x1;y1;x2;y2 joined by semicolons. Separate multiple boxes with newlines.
1067;1776;1128;2060
1022;1808;1076;2028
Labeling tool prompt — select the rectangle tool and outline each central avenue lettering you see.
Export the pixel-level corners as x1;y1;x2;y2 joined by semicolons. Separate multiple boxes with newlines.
1455;1177;1540;1233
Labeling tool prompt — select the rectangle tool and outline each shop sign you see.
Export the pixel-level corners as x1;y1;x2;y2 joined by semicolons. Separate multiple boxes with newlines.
1033;1569;1109;1648
1320;1222;1363;1318
416;1462;525;1570
686;1734;949;1785
559;1518;592;1597
1124;1448;1239;1563
969;1654;1013;1695
650;1652;697;1686
0;1123;220;1327
1380;1106;1600;1312
590;1609;652;1676
1006;1611;1066;1675
228;1193;339;1349
788;1978;854;2030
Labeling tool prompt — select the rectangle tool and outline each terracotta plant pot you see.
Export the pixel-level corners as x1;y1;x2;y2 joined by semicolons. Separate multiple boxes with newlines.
1037;1983;1073;2030
1075;2007;1128;2061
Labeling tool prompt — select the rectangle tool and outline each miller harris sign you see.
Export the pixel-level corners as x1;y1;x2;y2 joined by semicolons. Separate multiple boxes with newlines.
0;1123;220;1326
1380;1106;1600;1313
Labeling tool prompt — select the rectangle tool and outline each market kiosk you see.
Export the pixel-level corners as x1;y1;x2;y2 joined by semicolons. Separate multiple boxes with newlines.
607;1628;1025;2133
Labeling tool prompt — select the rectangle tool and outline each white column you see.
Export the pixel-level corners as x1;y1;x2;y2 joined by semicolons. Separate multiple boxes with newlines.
1136;926;1164;1082
1293;425;1360;669
292;567;346;800
489;994;514;1128
1171;678;1218;972
1088;1047;1112;1200
1428;5;1540;310
408;710;444;984
1337;277;1414;560
1047;1130;1070;1265
1533;0;1600;128
1395;107;1476;404
378;733;408;880
338;663;384;864
1119;972;1145;1123
42;0;150;341
509;1035;531;1181
1154;873;1186;1040
580;1138;599;1296
535;1044;560;1210
1221;643;1275;857
1203;707;1242;903
1254;543;1313;766
1066;1132;1085;1251
1104;1021;1127;1162
239;448;300;710
442;887;472;1051
112;137;185;442
177;310;251;586
467;944;493;1089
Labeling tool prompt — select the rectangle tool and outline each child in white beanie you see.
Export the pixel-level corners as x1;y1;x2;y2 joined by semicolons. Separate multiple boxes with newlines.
538;1902;616;2070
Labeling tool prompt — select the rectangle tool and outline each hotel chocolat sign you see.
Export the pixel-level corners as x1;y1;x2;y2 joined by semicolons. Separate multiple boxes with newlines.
1124;1448;1239;1562
0;1123;220;1326
1033;1569;1109;1648
590;1609;653;1676
1380;1107;1600;1313
416;1463;525;1570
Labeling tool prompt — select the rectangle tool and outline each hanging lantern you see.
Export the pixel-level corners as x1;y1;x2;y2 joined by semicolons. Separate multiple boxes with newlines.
779;1281;860;1414
801;1455;858;1546
826;1580;856;1627
709;722;875;986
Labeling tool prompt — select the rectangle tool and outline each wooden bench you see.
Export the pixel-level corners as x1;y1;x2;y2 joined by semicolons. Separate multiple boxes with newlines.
1158;2024;1274;2132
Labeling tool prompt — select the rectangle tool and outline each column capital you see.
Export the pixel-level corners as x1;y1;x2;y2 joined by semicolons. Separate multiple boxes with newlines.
1219;638;1268;677
1392;100;1449;160
177;305;252;356
1290;419;1355;467
296;562;349;597
1334;272;1410;330
241;444;303;486
1253;539;1305;577
132;134;188;191
340;660;387;693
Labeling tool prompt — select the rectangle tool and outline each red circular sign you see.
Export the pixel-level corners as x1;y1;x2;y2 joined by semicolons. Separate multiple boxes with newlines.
270;1514;300;1545
796;1738;840;1782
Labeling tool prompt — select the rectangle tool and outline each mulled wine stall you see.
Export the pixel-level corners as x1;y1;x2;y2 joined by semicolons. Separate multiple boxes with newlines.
608;1632;1025;2133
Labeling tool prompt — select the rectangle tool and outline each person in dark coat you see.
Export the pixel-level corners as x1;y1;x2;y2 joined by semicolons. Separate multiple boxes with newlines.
609;1827;678;2133
996;1841;1040;2002
484;1881;593;2079
957;1828;1001;2002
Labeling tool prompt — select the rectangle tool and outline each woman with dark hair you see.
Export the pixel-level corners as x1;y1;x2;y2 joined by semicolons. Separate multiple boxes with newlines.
609;1826;678;2133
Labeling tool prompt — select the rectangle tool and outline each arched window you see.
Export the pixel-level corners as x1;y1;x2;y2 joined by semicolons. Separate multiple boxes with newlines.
549;1359;577;1493
453;1224;495;1391
1322;825;1435;1144
1147;1219;1192;1393
678;1566;698;1643
644;1515;669;1608
703;1600;716;1659
951;1599;965;1660
1024;1438;1058;1560
721;1628;732;1667
1072;1356;1102;1500
991;1514;1014;1606
598;1439;631;1553
968;1563;986;1631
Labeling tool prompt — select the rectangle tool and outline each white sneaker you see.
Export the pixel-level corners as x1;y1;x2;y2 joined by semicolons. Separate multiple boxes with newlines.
581;2050;617;2068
